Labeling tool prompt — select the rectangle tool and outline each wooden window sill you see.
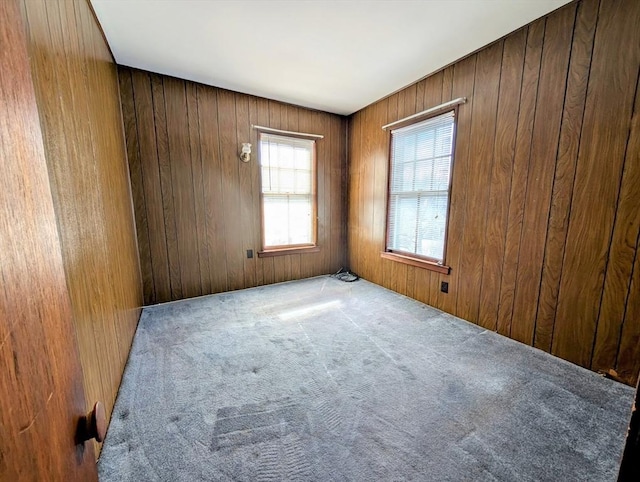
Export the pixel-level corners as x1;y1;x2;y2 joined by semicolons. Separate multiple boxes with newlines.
258;246;320;258
380;251;451;275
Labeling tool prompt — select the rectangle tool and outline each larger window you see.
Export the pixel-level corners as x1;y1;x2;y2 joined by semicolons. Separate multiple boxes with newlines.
259;133;316;252
386;110;455;267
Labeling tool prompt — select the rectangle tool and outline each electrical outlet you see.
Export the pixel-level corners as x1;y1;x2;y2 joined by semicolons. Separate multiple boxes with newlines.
247;249;253;259
440;281;449;293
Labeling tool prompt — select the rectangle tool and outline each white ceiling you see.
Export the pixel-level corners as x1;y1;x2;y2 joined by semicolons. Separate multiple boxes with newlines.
91;0;571;116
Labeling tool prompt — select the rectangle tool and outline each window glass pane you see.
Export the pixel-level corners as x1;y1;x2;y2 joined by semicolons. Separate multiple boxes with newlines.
394;197;418;253
288;196;312;244
294;147;311;170
414;159;432;191
278;168;295;192
402;163;414;191
416;129;434;160
416;195;448;260
261;167;271;193
279;144;294;169
260;133;315;248
269;143;280;167
386;111;455;263
295;171;311;194
433;158;451;191
263;196;290;247
263;195;312;247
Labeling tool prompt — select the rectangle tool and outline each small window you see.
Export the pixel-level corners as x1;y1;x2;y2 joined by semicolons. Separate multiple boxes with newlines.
259;133;316;251
386;110;455;265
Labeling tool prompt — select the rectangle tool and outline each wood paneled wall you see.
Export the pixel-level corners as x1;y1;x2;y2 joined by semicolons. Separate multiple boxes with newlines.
118;67;348;305
1;0;97;478
20;0;143;452
348;0;640;385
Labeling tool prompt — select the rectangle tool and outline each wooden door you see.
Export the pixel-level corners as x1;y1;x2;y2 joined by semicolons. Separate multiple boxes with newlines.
0;0;98;479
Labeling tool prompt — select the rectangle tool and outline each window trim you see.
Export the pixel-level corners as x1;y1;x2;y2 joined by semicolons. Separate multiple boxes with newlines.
257;130;318;254
382;106;459;274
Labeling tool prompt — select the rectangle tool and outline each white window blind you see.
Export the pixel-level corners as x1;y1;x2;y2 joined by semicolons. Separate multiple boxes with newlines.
260;133;315;248
387;111;455;263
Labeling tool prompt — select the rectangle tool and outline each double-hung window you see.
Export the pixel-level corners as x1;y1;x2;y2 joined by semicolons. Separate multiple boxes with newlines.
259;133;316;252
386;110;455;269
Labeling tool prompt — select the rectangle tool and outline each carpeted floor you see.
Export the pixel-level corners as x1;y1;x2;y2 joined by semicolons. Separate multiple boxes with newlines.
99;276;633;481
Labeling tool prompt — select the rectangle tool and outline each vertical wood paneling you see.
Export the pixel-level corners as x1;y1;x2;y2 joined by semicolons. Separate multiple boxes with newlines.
617;232;640;381
439;55;476;315
535;0;599;352
165;77;201;298
316;111;330;276
456;41;503;325
119;70;154;303
511;4;576;345
331;114;346;274
236;93;256;287
368;100;387;287
592;69;640;374
131;70;172;302
1;0;97;476
496;20;545;337
361;106;375;285
21;0;143;456
120;68;347;303
197;84;228;293
477;30;526;331
219;90;245;290
152;74;182;300
347;0;640;385
348;109;363;277
612;85;640;381
552;0;640;367
187;83;211;295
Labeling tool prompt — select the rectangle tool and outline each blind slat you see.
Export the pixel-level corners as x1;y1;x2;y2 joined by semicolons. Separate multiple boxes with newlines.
387;110;455;263
260;133;315;248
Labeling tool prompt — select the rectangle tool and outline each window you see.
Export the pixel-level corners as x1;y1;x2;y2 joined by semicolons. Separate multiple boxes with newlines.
259;133;316;253
385;110;455;269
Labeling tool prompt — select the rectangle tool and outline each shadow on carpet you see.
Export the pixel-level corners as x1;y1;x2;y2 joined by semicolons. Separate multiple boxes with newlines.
99;276;633;481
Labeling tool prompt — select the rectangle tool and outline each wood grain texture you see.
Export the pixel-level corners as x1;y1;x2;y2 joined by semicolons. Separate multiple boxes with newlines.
120;68;348;303
132;70;172;302
165;77;201;299
477;29;526;332
611;74;640;384
20;0;143;455
347;0;640;385
552;0;640;368
534;0;600;353
456;41;503;325
1;0;97;478
119;69;154;303
349;109;363;277
439;55;476;315
510;4;576;345
496;19;545;338
592;63;640;374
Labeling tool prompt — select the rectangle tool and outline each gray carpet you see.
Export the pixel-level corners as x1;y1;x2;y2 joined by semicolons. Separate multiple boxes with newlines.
99;276;633;481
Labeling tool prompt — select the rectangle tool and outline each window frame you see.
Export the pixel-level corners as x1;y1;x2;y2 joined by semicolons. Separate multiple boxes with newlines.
382;107;458;275
257;130;319;257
